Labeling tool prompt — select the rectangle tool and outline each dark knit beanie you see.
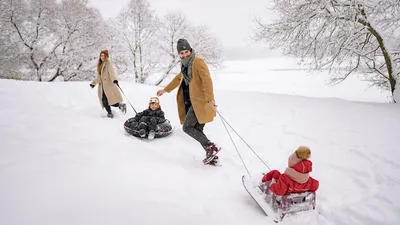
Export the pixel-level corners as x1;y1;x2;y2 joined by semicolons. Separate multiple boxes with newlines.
177;39;192;53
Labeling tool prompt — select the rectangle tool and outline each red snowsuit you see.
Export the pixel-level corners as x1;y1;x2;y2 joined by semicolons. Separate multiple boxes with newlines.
262;157;319;196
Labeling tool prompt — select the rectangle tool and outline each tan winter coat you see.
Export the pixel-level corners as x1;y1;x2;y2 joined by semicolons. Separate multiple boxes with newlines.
91;59;123;107
164;56;216;124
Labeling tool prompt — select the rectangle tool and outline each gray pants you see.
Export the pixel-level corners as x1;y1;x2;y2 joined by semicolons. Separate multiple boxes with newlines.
182;106;210;147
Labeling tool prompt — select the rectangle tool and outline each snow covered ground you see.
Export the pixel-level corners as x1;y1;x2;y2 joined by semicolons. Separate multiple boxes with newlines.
0;60;400;225
212;57;391;103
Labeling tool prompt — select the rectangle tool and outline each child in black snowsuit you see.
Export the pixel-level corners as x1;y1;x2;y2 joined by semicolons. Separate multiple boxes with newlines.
132;97;166;139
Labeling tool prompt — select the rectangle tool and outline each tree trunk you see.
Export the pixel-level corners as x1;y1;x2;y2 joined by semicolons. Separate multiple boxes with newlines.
139;41;144;83
368;26;397;102
359;8;397;103
30;53;42;81
49;68;61;82
36;69;41;81
155;60;178;86
132;46;139;82
155;73;169;86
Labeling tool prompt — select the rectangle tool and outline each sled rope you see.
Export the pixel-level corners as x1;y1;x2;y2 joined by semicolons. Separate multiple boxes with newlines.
116;84;138;114
217;111;272;172
217;110;251;177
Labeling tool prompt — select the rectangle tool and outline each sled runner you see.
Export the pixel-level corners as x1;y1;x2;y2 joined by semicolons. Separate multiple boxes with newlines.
242;175;316;223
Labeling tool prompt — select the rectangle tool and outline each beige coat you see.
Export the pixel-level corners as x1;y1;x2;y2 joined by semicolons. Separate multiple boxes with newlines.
91;59;123;107
164;56;216;124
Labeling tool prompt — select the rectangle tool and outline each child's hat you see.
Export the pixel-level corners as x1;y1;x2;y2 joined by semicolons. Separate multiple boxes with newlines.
295;146;311;160
149;97;160;105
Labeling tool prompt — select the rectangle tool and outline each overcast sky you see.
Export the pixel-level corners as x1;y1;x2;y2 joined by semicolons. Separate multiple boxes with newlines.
87;0;275;54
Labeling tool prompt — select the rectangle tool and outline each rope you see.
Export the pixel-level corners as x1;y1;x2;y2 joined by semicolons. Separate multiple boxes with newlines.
218;111;252;177
217;110;272;171
116;83;138;114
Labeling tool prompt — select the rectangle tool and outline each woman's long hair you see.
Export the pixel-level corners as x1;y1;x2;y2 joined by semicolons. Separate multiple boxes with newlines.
97;50;109;75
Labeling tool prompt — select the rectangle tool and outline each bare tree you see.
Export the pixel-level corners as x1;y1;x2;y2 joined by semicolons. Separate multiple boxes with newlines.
6;0;62;81
254;0;400;102
187;24;222;69
0;0;111;82
49;0;107;82
116;0;160;83
0;0;24;80
154;11;189;85
0;0;222;85
102;19;132;79
155;11;222;86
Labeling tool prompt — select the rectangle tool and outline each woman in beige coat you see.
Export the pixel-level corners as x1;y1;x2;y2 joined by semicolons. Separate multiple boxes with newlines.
90;50;126;118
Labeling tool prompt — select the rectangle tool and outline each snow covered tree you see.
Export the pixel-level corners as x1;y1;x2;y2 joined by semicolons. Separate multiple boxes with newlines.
100;19;132;79
0;0;109;82
0;0;222;84
48;0;107;82
5;0;61;81
254;0;400;103
155;11;189;85
115;0;160;83
0;0;24;80
187;24;222;69
155;11;222;86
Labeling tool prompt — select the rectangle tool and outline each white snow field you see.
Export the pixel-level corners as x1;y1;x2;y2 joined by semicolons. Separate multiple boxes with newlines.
212;57;391;103
0;60;400;225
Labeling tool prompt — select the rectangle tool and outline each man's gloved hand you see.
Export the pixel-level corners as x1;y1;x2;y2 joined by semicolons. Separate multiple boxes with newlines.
113;80;118;85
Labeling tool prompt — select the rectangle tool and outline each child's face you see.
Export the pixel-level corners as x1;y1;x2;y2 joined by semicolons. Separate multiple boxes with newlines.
149;103;158;110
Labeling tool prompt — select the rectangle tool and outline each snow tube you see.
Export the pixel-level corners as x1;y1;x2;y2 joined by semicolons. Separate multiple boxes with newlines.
123;117;173;138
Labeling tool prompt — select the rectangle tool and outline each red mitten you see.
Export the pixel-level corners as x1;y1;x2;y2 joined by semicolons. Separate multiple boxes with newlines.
261;170;281;182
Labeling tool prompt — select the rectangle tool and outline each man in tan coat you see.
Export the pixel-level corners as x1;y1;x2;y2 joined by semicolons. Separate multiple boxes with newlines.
157;39;220;163
90;50;126;118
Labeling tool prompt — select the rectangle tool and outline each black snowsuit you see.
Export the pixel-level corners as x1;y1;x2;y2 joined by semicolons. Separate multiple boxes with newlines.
132;107;166;132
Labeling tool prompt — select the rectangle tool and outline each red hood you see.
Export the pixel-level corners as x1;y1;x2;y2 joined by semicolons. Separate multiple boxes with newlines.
291;159;313;173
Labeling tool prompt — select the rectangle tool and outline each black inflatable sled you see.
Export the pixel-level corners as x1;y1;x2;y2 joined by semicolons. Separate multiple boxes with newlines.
123;117;173;138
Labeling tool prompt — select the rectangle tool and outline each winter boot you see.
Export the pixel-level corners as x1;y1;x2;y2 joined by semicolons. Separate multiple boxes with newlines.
138;129;146;138
204;142;220;158
202;142;221;164
148;130;155;140
207;156;220;166
138;122;147;130
107;113;114;118
119;103;127;114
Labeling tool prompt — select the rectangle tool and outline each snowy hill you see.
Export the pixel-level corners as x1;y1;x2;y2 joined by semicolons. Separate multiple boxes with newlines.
0;79;399;225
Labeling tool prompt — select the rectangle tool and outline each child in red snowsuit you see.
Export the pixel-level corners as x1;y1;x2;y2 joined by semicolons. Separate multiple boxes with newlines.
261;146;319;196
